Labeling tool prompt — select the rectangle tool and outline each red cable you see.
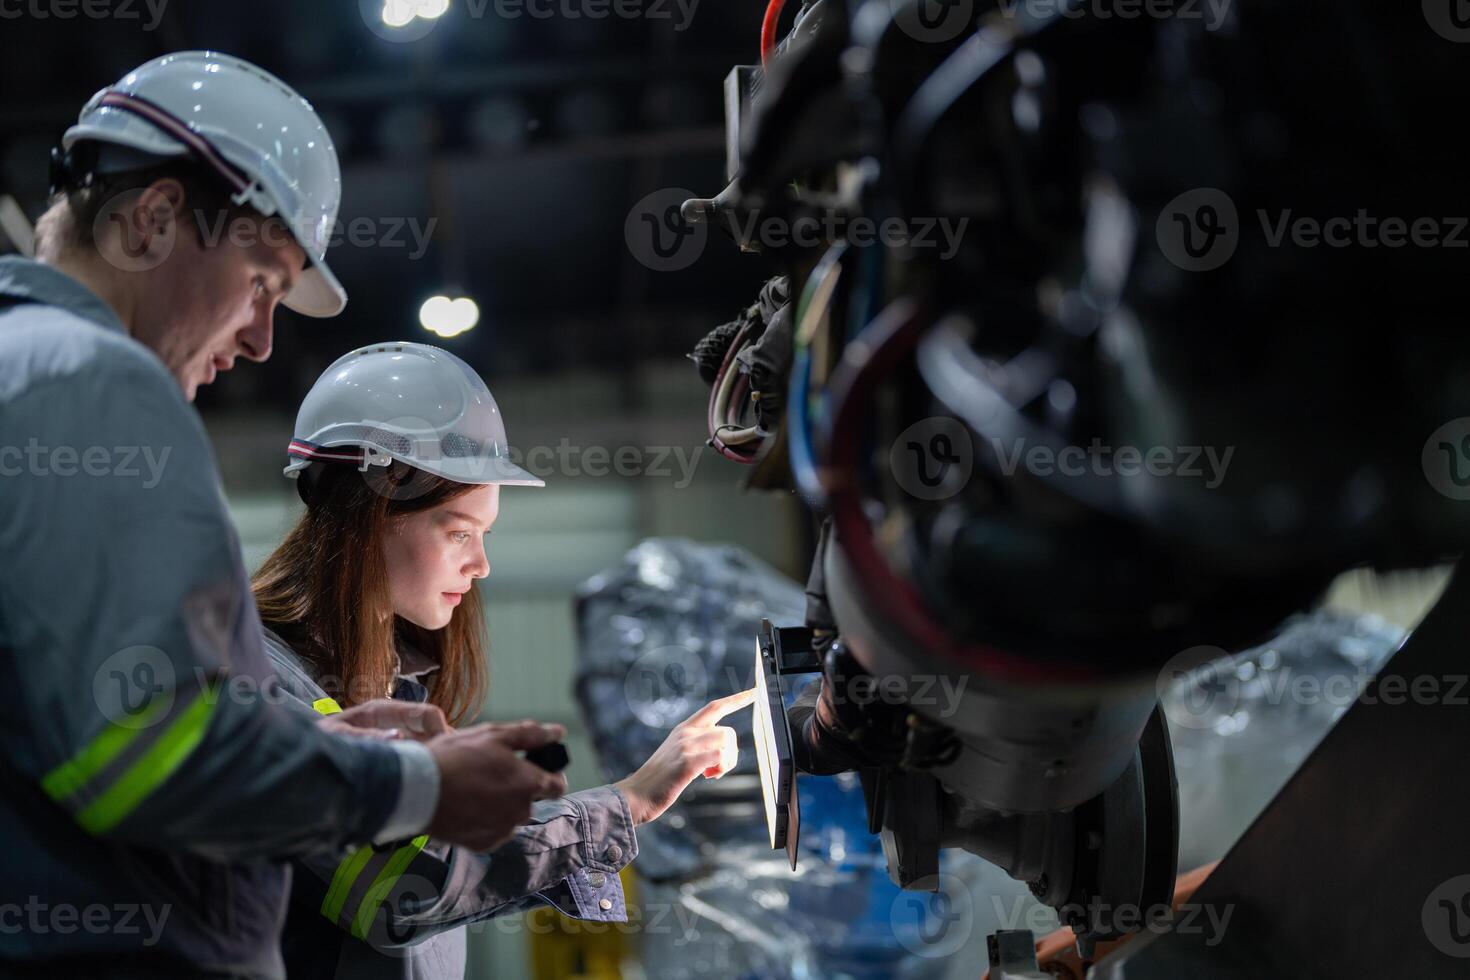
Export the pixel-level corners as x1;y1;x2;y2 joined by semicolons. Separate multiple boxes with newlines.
760;0;787;70
727;373;751;427
708;321;759;463
824;300;1102;685
707;321;749;435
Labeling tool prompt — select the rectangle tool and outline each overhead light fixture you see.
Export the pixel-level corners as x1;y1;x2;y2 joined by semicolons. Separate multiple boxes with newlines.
381;0;415;27
420;294;479;339
382;0;449;29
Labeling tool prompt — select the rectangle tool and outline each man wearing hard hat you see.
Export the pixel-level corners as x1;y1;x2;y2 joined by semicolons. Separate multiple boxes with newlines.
0;52;567;978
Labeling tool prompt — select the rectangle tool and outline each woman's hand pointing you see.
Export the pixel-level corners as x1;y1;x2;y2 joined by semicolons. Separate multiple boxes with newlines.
613;688;756;826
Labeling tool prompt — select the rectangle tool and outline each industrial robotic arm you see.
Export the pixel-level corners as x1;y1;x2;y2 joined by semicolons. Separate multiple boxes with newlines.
681;0;1470;961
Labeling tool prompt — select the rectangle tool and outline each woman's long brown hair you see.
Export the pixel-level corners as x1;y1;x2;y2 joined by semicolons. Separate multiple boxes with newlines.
252;461;488;726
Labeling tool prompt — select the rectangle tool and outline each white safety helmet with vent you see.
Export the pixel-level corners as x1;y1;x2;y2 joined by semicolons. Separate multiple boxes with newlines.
63;50;348;317
285;342;545;487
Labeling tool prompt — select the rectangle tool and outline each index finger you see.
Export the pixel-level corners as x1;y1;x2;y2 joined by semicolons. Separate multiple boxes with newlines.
478;720;568;741
379;702;450;739
685;688;757;727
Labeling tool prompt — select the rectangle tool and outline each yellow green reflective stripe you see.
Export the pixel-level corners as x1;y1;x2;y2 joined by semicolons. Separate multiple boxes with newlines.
73;690;217;834
322;845;377;923
40;697;171;803
312;697;343;715
350;835;430;941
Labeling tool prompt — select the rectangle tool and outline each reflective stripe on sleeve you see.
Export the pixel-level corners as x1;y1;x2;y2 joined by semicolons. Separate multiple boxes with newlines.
308;692;430;940
320;834;432;939
350;835;430;940
322;844;379;924
40;685;218;835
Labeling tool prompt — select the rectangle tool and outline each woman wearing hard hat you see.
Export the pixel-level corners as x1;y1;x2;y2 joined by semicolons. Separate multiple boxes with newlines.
252;341;752;980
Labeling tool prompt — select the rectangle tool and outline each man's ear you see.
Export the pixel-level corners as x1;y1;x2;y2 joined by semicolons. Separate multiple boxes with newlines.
134;178;186;240
95;178;187;273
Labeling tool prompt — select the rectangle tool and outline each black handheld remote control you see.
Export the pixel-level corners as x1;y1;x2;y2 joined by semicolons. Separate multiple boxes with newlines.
524;743;570;773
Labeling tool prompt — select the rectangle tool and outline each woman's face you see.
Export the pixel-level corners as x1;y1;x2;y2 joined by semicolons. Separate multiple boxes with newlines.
383;483;501;630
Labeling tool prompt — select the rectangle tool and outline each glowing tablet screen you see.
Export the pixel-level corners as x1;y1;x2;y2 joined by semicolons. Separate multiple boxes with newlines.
754;636;781;847
753;632;798;866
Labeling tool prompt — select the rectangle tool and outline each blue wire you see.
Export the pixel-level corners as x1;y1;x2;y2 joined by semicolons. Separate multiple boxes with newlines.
788;345;825;507
850;240;884;341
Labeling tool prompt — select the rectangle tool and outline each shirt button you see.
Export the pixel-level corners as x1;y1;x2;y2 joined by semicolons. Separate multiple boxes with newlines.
605;844;622;862
588;871;607;888
599;898;613;912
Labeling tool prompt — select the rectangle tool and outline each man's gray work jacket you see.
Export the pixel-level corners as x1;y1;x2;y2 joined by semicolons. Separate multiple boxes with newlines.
0;257;415;978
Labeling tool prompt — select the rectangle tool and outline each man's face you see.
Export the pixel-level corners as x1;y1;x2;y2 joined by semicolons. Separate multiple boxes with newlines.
120;180;308;401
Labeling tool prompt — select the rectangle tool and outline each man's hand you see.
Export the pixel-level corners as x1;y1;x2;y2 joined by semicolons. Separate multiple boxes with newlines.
318;700;450;743
614;689;754;826
426;720;570;851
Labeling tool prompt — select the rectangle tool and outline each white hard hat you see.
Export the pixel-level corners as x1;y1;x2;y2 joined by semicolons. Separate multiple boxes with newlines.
64;50;347;317
285;342;545;487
